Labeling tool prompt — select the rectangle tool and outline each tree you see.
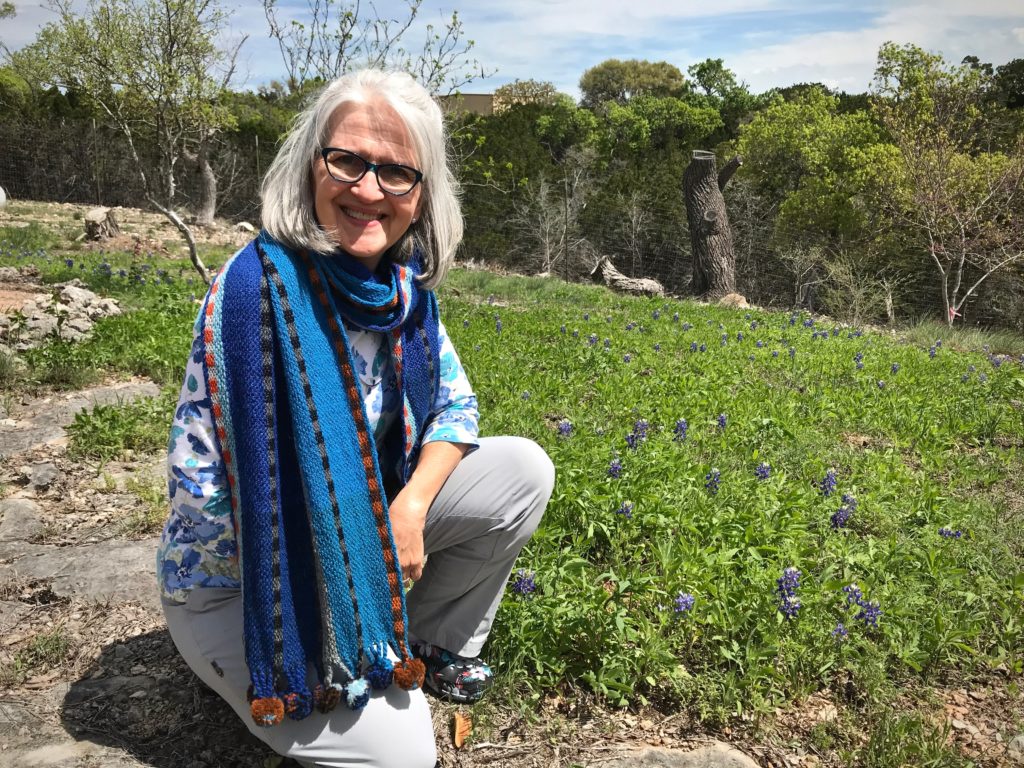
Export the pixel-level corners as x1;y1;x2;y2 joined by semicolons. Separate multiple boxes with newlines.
685;58;764;142
684;150;738;297
262;0;488;94
492;79;561;113
579;59;687;108
16;0;247;280
872;42;1024;326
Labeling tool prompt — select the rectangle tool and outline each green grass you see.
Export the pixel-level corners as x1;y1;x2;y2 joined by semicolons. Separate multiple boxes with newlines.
3;236;1023;763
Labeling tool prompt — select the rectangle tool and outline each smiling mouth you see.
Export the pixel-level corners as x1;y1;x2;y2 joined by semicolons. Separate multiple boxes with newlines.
343;207;384;222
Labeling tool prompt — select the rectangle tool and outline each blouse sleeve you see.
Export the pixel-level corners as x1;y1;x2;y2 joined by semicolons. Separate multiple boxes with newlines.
420;319;479;447
157;314;240;602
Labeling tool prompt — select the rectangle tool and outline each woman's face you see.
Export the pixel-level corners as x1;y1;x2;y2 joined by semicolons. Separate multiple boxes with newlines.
312;100;422;270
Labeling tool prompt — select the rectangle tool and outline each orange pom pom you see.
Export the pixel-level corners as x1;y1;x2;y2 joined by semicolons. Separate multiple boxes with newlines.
393;658;425;690
250;696;285;727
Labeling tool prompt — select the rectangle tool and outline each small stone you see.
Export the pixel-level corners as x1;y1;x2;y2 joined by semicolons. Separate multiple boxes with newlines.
1008;734;1024;752
129;689;146;699
29;462;61;490
130;664;147;675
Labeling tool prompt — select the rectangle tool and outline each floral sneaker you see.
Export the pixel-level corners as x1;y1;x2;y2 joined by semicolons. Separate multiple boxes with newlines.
413;642;493;704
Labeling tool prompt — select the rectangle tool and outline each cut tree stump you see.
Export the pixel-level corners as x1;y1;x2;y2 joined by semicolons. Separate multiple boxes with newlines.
590;256;665;297
84;207;121;241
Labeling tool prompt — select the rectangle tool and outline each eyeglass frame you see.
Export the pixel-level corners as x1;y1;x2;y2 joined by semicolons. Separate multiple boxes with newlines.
319;147;424;196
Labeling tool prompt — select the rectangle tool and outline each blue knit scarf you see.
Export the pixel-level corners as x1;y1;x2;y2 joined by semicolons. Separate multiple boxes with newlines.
200;232;440;726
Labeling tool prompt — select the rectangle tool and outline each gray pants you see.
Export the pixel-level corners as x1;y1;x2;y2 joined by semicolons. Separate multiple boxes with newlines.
163;436;554;768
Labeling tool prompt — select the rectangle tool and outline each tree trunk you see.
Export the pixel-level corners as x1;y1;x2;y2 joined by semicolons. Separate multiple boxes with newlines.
193;134;217;227
84;207;121;240
684;150;737;299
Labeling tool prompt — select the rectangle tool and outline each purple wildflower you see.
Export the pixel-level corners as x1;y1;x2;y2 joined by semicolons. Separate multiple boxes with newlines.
674;592;695;613
939;526;963;539
521;391;531;400
891;362;900;375
653;343;661;352
832;623;848;642
854;600;882;628
616;501;634;519
673;312;680;322
877;380;886;390
652;310;661;320
717;413;727;432
854;351;864;370
607;457;623;478
699;343;707;352
690;341;698;352
789;347;796;358
737;332;744;341
557;420;573;438
623;353;632;363
979;373;988;383
604;338;611;349
929;345;937;359
842;583;863;607
511;569;537;597
674;419;688;442
756;340;764;348
772;350;779;358
750;321;758;330
572;329;579;338
755;462;771;481
65;258;74;268
830;494;857;529
495;317;503;334
704;468;721;495
588;333;598;346
776;566;802;619
817;468;838;498
583;312;590;321
560;324;566;334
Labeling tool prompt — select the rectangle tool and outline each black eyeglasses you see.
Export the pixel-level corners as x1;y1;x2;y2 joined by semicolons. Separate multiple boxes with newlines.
320;148;423;196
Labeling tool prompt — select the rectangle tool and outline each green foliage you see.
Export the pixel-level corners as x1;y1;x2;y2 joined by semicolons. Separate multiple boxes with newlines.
68;388;177;461
442;269;1024;720
579;59;688;108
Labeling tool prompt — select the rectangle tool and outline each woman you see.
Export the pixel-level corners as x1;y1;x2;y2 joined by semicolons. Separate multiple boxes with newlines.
157;69;554;768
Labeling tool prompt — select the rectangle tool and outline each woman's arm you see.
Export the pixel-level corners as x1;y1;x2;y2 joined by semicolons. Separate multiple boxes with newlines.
389;440;469;581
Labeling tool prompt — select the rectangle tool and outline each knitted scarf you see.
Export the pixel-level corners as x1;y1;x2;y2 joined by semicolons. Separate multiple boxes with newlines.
201;232;439;726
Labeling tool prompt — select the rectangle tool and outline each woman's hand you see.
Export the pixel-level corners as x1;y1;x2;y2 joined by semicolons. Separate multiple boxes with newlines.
387;441;470;582
388;486;430;581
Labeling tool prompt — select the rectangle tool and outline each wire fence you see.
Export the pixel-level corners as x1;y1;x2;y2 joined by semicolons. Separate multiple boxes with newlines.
2;117;1022;333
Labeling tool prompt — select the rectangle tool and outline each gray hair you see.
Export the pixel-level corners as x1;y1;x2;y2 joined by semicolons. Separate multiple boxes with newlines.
260;69;463;289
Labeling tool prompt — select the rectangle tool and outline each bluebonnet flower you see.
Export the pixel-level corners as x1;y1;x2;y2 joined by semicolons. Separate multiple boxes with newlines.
716;413;727;432
776;566;802;619
816;468;838;497
929;345;937;359
789;315;798;326
891;362;900;375
789;347;796;358
803;318;814;328
511;569;537;596
737;332;744;342
588;333;598;346
572;329;579;338
755;462;771;481
463;319;470;328
854;351;864;370
748;354;756;361
608;457;623;478
756;340;764;348
583;312;590;321
674;419;688;442
673;312;680;322
557;420;573;437
939;526;963;539
623;353;632;363
690;341;698;352
830;494;857;529
682;322;692;331
521;391;531;400
674;592;695;613
653;343;661;352
979;373;988;383
626;322;637;331
495;317;503;334
772;350;779;358
604;338;611;349
652;310;661;320
968;364;976;372
935;339;943;348
961;373;970;383
625;419;650;451
832;623;848;642
704;468;721;495
560;324;566;334
721;334;728;346
118;269;127;278
855;599;882;628
699;343;707;352
606;316;612;323
487;294;495;305
842;583;863;607
750;321;758;330
877;380;886;390
616;501;634;519
65;258;74;268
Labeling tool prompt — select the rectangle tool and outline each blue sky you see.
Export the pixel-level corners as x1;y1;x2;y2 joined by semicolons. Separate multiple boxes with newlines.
4;0;1024;97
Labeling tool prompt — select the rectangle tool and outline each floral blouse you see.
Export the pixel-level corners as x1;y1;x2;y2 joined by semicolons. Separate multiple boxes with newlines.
157;312;479;603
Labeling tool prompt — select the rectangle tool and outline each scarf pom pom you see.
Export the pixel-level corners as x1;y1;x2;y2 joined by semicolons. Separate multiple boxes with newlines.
250;696;285;727
283;690;313;720
366;657;394;690
313;682;343;713
393;658;425;690
345;678;371;710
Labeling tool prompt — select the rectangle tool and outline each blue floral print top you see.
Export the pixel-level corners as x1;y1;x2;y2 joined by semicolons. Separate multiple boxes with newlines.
157;313;479;603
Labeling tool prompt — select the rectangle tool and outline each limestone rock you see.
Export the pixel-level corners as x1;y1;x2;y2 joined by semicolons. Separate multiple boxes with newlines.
600;743;759;768
718;292;750;309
